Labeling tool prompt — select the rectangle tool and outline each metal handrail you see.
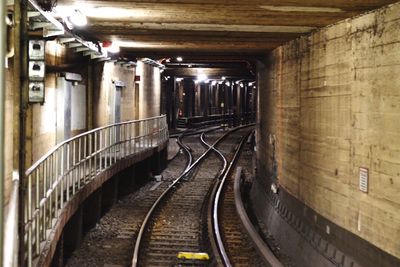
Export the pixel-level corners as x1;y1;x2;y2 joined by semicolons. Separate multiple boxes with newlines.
23;115;168;267
25;115;166;175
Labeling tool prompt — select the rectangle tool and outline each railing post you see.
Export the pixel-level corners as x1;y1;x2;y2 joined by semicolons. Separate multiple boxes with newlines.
21;116;168;266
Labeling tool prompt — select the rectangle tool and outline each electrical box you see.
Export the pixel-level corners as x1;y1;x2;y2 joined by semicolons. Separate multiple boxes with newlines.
113;80;126;88
29;40;45;60
28;82;45;103
28;61;45;80
28;40;46;103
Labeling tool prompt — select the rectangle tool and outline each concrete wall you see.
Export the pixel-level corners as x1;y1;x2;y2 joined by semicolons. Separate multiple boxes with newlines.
137;61;161;119
258;2;400;261
93;62;137;127
29;41;88;163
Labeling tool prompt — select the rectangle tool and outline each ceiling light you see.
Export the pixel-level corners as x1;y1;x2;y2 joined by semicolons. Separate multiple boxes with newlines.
259;5;343;13
211;81;217;86
69;9;87;27
222;76;226;80
176;77;184;82
240;83;244;88
107;43;120;54
205;79;210;84
197;74;208;82
176;56;183;62
225;81;230;86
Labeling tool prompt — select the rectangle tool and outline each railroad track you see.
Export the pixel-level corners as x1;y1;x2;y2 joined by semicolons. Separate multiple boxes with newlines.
132;125;253;266
206;132;266;266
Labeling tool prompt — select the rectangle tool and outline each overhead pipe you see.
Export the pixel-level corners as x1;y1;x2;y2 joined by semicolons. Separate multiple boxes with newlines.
0;0;7;265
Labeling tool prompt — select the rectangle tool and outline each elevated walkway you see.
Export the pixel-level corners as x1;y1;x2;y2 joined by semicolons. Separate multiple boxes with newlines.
4;116;168;267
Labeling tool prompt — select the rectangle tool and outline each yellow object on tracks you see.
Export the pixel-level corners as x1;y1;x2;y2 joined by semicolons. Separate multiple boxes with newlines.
177;252;210;260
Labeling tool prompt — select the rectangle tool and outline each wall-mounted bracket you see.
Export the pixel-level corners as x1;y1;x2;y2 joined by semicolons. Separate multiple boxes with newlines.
27;0;64;37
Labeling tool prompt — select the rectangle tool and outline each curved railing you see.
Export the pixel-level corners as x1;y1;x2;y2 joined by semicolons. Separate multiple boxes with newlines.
23;115;168;267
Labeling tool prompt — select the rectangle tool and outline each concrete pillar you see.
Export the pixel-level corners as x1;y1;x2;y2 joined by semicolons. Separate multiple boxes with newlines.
82;189;102;233
63;207;83;263
150;149;167;175
50;235;64;267
137;61;161;119
117;166;137;197
101;177;118;215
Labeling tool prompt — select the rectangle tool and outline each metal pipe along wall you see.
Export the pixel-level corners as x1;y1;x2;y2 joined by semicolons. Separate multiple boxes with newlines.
0;0;7;264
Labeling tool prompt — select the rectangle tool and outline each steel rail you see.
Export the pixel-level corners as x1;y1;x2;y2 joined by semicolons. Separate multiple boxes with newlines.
206;127;254;266
131;124;252;267
234;167;284;267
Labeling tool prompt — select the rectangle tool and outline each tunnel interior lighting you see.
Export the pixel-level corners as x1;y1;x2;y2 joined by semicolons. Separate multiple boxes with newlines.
211;81;217;86
107;43;120;54
218;81;223;85
235;81;240;85
205;79;210;84
240;83;244;88
248;82;254;86
221;76;226;80
176;77;184;82
225;81;230;86
69;9;87;27
197;74;208;82
176;56;183;62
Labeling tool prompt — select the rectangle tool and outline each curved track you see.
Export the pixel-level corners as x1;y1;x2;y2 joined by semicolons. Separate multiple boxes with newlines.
207;132;270;267
132;126;252;266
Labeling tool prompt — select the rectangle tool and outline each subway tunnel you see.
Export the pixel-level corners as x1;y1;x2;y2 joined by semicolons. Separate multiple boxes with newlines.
1;0;400;266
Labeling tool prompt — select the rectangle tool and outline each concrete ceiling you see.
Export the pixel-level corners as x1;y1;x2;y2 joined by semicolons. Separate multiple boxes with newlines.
55;0;397;56
52;0;397;78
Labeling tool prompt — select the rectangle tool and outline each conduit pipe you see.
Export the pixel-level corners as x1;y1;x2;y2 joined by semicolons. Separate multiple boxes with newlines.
0;0;7;264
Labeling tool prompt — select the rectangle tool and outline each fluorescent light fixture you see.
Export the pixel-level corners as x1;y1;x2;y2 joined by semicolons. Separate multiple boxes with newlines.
113;40;160;48
54;5;149;19
259;5;343;13
176;56;183;62
69;9;87;27
197;74;208;82
176;77;184;82
222;76;226;80
107;43;120;53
